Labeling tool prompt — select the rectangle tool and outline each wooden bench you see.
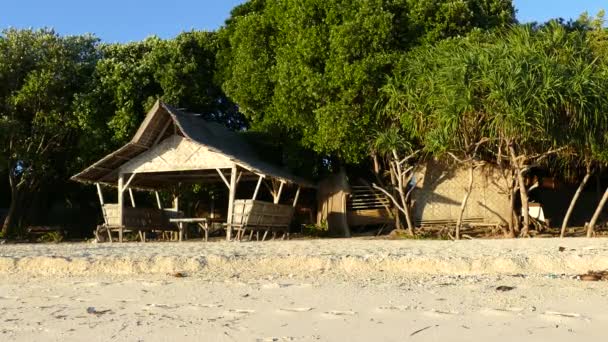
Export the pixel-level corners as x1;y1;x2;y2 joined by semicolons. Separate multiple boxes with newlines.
230;200;295;241
95;204;183;242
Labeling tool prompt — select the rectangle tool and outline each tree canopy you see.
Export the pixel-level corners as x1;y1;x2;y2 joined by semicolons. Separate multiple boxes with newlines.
218;0;516;163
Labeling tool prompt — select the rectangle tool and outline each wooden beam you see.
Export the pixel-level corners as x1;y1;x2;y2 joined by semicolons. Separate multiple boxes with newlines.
118;174;124;243
292;186;301;207
263;180;274;196
226;165;238;241
96;183;105;206
236;171;243;185
92;165;114;171
153;119;172;146
132;142;149;149
216;168;230;188
252;175;264;200
129;188;136;207
122;173;137;192
155;191;162;209
274;181;285;204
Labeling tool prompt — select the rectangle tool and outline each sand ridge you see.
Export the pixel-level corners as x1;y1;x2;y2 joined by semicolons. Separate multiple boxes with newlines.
1;238;607;278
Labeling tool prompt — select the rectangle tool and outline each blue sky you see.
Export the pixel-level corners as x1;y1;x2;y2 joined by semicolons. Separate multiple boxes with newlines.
0;0;605;43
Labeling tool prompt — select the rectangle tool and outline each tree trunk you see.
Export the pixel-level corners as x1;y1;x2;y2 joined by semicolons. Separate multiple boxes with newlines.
506;176;518;238
587;186;608;237
2;171;18;236
2;195;17;236
2;190;29;237
402;201;415;236
388;166;403;231
509;146;530;237
393;207;402;231
392;150;415;236
561;165;592;238
455;165;474;240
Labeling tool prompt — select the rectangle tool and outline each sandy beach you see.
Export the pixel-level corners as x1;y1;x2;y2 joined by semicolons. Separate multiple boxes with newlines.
1;238;608;341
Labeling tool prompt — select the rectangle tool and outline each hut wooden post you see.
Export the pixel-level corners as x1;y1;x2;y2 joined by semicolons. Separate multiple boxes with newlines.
274;181;285;204
129;188;136;207
117;174;124;243
96;183;105;206
252;175;264;200
155;191;162;209
293;186;301;207
226;165;238;241
210;194;215;219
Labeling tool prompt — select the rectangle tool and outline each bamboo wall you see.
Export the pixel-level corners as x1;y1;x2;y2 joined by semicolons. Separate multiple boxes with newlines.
413;160;511;225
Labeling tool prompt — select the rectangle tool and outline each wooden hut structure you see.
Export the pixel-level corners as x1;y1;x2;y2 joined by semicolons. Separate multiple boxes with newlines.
72;100;315;242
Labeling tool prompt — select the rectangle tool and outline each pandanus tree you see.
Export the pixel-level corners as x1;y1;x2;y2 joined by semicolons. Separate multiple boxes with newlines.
479;24;587;237
382;37;492;239
579;12;608;237
407;38;492;240
558;49;608;236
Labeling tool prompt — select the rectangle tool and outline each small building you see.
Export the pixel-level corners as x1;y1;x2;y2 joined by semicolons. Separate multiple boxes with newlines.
413;160;511;226
72;100;315;242
317;160;514;235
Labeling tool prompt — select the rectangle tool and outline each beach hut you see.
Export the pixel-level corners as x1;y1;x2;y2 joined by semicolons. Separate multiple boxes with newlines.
71;100;315;242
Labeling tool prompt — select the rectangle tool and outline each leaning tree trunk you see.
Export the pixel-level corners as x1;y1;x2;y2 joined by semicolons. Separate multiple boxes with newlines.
455;165;474;240
392;150;415;235
561;165;592;238
516;169;531;237
587;186;608;237
388;166;403;231
2;195;18;236
507;176;519;238
2;172;19;236
509;146;530;237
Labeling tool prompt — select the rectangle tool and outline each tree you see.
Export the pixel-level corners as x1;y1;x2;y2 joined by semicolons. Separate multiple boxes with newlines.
370;127;420;235
389;37;492;239
74;31;244;168
218;0;516;164
0;29;100;236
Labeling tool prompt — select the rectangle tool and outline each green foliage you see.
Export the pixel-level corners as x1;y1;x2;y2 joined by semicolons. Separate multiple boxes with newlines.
302;221;328;237
384;22;608;175
0;29;101;235
218;0;515;163
73;31;243;168
37;231;64;243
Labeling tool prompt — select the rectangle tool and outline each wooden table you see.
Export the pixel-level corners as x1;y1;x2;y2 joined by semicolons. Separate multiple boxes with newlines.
169;218;209;241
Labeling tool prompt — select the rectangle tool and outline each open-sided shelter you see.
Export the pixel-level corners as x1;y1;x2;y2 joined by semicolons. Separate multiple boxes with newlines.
72;100;315;242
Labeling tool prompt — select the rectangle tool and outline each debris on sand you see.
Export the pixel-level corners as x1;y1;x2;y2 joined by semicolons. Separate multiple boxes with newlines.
410;325;439;336
86;307;112;316
170;272;187;278
544;311;581;318
496;286;515;292
576;271;608;281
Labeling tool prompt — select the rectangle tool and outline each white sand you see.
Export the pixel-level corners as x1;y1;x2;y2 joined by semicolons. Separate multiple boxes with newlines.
1;238;608;341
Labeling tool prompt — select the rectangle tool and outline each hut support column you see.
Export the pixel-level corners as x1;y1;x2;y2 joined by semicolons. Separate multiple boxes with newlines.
155;191;162;209
274;181;285;204
252;175;264;200
129;188;136;207
96;183;105;206
226;165;238;241
293;186;301;207
118;174;124;243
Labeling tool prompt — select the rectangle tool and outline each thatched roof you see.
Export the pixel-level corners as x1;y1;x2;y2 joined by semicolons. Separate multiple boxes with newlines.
71;100;316;188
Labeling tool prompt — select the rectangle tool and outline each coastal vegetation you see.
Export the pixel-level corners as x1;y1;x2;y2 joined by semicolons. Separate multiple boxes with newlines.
1;1;607;239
